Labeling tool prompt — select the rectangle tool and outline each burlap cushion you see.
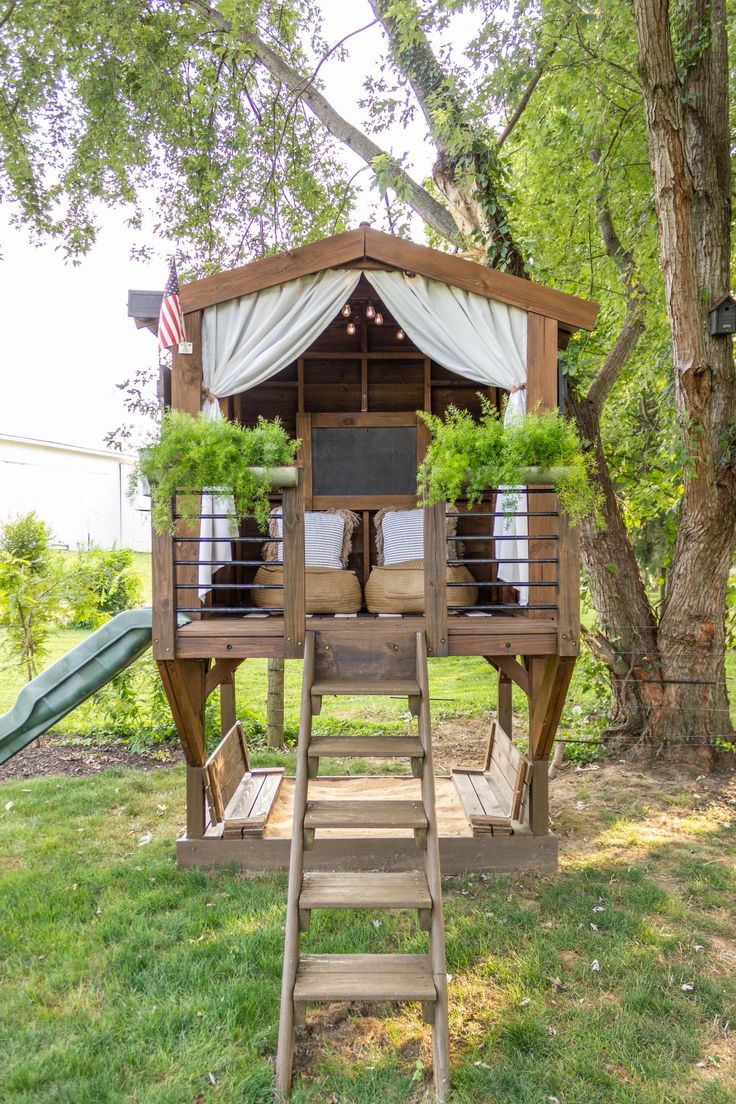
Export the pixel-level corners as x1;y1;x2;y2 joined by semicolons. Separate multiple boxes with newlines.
252;565;362;614
364;559;479;614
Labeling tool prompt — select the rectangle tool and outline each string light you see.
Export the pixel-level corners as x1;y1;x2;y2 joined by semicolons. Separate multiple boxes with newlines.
374;312;384;325
346;321;356;335
341;303;351;317
396;328;405;341
365;301;376;320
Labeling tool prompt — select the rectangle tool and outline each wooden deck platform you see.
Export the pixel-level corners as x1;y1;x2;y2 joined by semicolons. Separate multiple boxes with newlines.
175;614;560;659
176;775;558;873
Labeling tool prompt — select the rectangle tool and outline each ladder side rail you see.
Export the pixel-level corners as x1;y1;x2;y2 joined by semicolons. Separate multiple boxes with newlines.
275;631;315;1098
416;631;451;1102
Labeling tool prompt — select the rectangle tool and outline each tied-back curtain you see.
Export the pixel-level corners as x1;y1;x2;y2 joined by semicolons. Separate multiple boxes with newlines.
367;270;527;391
197;269;361;596
493;388;529;604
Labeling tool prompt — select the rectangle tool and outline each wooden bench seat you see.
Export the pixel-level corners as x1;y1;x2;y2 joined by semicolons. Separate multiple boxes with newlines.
204;721;284;838
451;721;531;835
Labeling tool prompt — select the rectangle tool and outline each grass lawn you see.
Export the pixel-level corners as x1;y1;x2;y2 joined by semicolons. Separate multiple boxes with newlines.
0;761;734;1103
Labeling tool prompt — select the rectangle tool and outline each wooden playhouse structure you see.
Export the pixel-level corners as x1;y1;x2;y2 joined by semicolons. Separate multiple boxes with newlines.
142;226;597;1098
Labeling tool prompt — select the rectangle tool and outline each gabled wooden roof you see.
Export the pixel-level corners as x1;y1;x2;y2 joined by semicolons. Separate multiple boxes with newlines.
180;226;598;332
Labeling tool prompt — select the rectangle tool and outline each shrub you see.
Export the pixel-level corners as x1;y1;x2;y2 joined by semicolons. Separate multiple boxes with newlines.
418;398;604;526
137;410;299;533
0;512;52;572
70;548;143;629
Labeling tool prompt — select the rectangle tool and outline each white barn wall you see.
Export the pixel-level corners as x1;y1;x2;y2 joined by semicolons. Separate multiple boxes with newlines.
0;434;150;552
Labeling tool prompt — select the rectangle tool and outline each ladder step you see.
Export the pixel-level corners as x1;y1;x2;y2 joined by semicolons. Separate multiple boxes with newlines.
307;736;423;759
294;953;436;1003
311;679;421;697
300;871;431;911
304;799;427;830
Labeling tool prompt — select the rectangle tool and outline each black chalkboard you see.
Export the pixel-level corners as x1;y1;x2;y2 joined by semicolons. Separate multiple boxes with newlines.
312;426;417;496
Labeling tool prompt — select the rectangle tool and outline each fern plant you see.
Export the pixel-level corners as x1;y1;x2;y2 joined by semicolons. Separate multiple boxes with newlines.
137;411;299;534
418;399;603;527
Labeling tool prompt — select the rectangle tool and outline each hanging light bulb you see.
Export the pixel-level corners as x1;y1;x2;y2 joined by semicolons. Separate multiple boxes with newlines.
365;300;376;320
374;311;384;326
341;303;351;318
396;328;405;341
346;321;356;336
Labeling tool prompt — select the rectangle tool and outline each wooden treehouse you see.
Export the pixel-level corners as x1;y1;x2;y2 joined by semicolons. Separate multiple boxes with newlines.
141;226;597;1099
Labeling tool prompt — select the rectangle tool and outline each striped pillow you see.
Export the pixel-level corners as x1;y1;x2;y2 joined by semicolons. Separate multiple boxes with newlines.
380;509;425;565
266;510;353;569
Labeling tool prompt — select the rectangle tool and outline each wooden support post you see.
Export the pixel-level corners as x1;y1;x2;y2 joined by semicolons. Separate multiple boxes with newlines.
424;501;448;656
525;313;559;614
557;508;580;656
267;658;285;748
186;764;206;839
529;761;549;836
152;527;176;660
282;479;305;659
220;675;236;737
157;659;207;765
497;672;513;737
172;312;204;621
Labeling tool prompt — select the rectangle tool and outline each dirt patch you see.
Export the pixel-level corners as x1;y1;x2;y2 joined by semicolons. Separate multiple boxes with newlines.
0;737;183;783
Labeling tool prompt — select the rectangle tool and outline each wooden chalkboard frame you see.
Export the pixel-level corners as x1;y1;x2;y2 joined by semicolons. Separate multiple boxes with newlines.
296;412;427;510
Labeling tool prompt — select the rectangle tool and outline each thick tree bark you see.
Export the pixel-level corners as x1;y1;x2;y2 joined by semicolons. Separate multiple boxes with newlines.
632;0;736;762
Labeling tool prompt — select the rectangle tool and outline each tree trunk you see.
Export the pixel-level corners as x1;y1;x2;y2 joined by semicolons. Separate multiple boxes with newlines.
267;658;285;748
632;0;736;764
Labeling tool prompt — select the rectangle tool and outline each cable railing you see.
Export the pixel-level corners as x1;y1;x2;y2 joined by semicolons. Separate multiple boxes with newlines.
445;488;561;616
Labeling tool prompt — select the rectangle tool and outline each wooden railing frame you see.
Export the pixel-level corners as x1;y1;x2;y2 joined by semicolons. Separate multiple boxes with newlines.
282;472;306;659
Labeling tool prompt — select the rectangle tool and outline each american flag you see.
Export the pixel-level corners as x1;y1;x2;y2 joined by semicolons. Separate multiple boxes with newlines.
158;258;185;351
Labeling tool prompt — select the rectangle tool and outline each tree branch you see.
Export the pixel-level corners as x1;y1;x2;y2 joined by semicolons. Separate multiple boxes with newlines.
497;41;559;148
183;0;461;246
585;149;647;413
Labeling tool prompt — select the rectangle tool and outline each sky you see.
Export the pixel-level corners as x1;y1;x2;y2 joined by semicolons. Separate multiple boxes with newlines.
0;2;470;453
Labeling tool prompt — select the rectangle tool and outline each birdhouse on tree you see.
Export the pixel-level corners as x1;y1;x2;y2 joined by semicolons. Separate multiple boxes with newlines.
709;293;736;336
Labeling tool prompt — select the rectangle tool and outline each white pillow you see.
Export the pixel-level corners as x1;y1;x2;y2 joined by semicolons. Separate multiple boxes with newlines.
381;509;425;565
272;511;346;569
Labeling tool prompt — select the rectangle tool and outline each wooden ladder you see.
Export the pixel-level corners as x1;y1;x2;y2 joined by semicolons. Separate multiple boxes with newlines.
275;629;450;1101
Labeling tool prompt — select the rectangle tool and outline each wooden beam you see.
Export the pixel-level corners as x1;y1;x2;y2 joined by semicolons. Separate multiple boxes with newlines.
181;229;366;312
220;677;237;737
529;656;575;761
364;230;598;331
282;479;305;659
178;226;598;331
485;655;529;695
526;314;559;612
424;501;448;656
157;659;207;766
204;658;243;698
557;510;580;656
151;527;175;661
187;765;206;839
171;310;202;413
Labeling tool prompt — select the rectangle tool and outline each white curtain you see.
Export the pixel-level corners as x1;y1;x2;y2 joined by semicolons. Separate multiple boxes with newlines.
493;388;529;605
195;266;529;599
197;269;361;595
368;269;526;391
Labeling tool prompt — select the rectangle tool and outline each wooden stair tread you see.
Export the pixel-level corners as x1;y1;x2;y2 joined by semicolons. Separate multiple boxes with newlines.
304;799;427;829
307;736;423;758
294;954;436;1002
311;679;421;697
300;871;431;910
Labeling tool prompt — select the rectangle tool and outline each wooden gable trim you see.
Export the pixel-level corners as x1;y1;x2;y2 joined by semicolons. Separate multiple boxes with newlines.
179;226;599;332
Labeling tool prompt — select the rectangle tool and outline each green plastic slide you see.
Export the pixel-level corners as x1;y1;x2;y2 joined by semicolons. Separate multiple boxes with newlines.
0;608;188;765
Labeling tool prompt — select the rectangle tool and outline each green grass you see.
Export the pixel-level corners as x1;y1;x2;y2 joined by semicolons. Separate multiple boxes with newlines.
0;765;734;1102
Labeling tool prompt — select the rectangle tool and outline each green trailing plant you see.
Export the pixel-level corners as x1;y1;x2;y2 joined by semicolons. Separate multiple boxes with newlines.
418;399;603;527
137;411;299;534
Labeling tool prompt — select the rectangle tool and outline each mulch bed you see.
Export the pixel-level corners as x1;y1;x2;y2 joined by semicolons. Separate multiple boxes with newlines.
0;737;184;783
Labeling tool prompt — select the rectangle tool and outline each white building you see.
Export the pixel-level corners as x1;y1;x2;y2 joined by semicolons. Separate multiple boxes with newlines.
0;433;151;552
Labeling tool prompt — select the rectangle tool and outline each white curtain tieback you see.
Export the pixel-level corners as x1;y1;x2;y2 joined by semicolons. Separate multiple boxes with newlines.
510;382;526;394
202;387;218;403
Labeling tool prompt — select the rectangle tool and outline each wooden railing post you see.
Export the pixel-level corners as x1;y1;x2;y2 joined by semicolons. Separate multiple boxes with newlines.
557;507;580;657
424;501;448;656
282;474;306;659
152;524;176;660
